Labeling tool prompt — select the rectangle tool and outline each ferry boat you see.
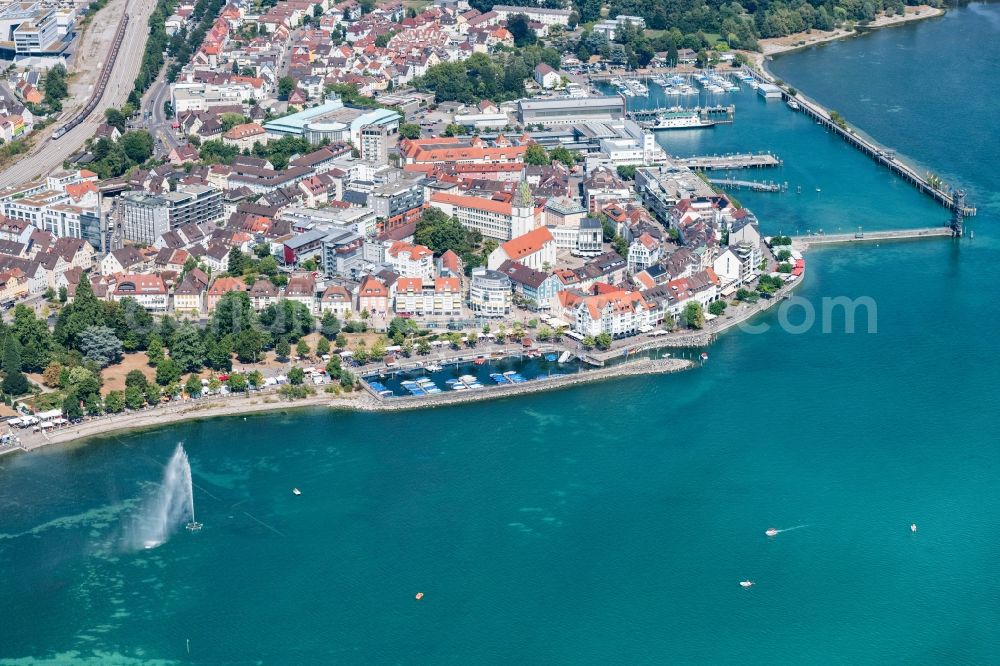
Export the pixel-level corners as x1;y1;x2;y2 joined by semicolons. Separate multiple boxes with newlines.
649;113;716;131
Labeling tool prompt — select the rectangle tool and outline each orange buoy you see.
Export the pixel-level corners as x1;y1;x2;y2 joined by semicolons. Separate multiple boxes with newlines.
415;592;424;600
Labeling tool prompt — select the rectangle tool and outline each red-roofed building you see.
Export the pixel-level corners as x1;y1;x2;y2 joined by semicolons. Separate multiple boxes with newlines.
437;249;462;277
111;274;168;311
393;277;462;318
206;276;248;312
487;226;555;271
555;286;653;338
386;241;434;278
399;136;525;166
356;274;389;315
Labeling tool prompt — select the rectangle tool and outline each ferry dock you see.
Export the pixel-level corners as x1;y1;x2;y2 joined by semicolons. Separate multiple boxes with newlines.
675;153;782;170
709;178;785;192
792;226;954;249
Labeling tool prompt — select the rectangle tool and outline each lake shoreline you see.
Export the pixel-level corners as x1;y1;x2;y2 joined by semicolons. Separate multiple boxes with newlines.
749;5;945;64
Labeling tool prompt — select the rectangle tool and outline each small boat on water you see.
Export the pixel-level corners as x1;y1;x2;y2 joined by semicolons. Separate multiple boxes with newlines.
545;354;557;362
910;523;918;533
765;528;778;537
787;99;800;111
700;352;709;361
740;580;754;588
293;488;301;496
424;364;443;372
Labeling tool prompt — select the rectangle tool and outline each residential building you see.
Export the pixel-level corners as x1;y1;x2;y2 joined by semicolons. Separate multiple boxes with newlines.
533;63;560;89
556;286;653;338
111;274;169;311
497;259;562;310
386;241;434;279
356;274;389;315
393;277;462;318
206;276;248;311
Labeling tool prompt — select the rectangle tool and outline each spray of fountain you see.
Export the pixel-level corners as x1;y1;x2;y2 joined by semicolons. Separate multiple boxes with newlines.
128;443;201;550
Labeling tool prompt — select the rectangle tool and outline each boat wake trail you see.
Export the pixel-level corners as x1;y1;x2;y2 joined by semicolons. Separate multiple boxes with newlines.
765;524;809;537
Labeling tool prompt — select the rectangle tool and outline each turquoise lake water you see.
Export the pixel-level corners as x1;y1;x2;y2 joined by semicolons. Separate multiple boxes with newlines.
2;6;1000;663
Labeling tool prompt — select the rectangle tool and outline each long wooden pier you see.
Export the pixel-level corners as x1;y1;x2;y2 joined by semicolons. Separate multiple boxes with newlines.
793;226;953;247
750;68;976;217
675;153;782;170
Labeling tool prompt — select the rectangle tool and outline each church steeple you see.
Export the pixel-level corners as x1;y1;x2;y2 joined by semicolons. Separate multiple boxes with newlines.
510;180;535;239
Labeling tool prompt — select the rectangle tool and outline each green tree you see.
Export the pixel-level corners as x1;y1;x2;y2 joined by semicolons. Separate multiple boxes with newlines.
524;143;548;166
121;131;154;163
296;338;310;358
234;328;267;364
104;107;127;132
54;277;105;348
185;374;202;397
506;13;537;46
334;333;348;349
125;369;149;391
43;64;68;110
275;337;291;361
169;323;204;373
226;373;248;392
78;325;123;367
125;385;145;410
398;122;421;139
156;358;182;386
62;393;83;420
683;301;706;329
277;76;296;100
105;390;126;413
12;305;53;372
316;336;330;356
319;310;340;339
288;366;305;385
227;246;249;275
708;300;727;316
146;333;164;366
1;336;28;395
595;332;612;350
442;123;464;137
248;370;264;390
